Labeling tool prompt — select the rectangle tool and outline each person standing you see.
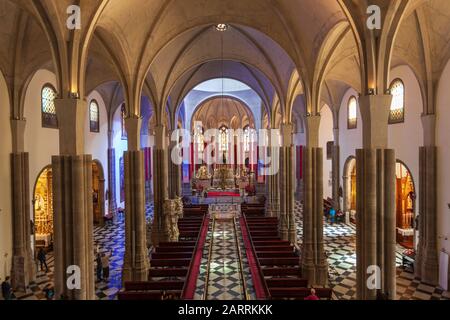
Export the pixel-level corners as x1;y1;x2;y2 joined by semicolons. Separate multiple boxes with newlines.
101;250;112;281
1;276;12;300
304;288;320;300
37;248;48;273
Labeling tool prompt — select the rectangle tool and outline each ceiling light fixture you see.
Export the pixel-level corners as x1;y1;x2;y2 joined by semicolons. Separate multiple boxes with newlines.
215;23;228;32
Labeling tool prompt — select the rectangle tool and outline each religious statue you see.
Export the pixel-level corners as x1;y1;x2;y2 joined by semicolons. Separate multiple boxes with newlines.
163;199;183;242
196;165;211;180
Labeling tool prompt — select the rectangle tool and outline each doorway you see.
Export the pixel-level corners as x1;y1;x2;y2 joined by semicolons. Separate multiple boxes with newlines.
395;160;416;249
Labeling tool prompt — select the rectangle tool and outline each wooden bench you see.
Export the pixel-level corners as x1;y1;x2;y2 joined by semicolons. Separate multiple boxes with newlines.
269;287;332;300
266;278;308;288
262;267;302;277
148;268;189;278
118;290;181;300
124;280;184;291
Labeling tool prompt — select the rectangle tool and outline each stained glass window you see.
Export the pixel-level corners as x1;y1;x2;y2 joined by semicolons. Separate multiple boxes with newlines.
89;100;99;133
41;84;58;128
194;123;204;154
347;96;357;129
389;79;405;124
243;126;250;152
219;125;229;152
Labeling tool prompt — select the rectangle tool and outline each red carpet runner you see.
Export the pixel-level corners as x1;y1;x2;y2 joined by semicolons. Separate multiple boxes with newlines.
182;215;210;299
239;217;268;299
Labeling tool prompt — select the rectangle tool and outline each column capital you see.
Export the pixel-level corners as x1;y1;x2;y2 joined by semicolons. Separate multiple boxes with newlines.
55;98;87;155
305;115;321;148
155;125;167;150
124;116;142;151
11;118;26;153
421;114;436;147
281;122;293;147
359;94;392;149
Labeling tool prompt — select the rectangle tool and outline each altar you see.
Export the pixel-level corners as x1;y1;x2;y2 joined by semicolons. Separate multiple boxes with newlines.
212;166;236;189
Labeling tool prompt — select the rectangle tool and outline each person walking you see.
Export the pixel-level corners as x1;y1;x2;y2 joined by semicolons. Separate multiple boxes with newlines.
1;276;12;300
37;248;48;273
96;252;103;282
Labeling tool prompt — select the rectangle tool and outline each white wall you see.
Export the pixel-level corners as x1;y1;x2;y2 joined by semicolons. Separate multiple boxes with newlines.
436;59;450;254
24;70;59;222
319;105;334;199
339;87;362;184
85;91;109;216
112;106;127;208
338;66;423;219
388;65;423;217
0;71;12;281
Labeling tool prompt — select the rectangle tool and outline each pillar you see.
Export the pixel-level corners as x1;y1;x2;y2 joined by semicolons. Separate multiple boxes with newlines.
332;128;340;210
10;118;35;291
168;137;182;199
122;117;149;282
301;115;328;286
151;125;169;245
279;124;296;243
52;155;95;299
107;130;117;220
52;98;94;300
356;94;396;300
415;114;438;284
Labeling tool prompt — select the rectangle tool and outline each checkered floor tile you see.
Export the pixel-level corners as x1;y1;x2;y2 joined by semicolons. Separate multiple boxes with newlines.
294;200;450;300
11;203;154;301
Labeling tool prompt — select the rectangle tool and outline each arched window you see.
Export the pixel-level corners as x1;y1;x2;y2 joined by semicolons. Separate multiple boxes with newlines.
194;123;204;154
41;84;58;128
121;103;127;140
347;96;357;129
389;79;405;124
219;125;229;152
89;100;100;132
243;126;250;153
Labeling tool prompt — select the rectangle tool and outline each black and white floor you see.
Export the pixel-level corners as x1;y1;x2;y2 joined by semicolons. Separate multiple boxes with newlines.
10;201;450;300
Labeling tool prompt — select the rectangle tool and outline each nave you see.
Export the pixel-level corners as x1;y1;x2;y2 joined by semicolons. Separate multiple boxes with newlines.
9;200;449;301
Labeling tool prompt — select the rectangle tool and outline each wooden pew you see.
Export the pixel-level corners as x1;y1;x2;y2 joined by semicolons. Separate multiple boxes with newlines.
148;268;189;278
269;287;332;300
124;280;184;291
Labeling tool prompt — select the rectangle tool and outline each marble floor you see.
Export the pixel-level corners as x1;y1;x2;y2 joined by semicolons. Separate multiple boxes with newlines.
9;200;450;300
293;200;450;300
194;215;255;300
13;203;154;300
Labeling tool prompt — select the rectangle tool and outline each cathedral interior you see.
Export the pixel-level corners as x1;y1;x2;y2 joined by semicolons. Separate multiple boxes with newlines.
1;0;450;303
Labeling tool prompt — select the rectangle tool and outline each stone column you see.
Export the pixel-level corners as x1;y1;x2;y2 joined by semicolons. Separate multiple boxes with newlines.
122;117;149;282
52;98;94;300
301;115;328;286
279;124;296;243
107;130;117;220
151;125;169;245
332;128;340;210
415;114;438;284
168;138;182;199
52;155;95;300
10;118;36;291
356;95;396;300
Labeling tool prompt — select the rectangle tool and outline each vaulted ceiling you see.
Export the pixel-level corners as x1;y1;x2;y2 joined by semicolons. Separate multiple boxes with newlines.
1;0;450;124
